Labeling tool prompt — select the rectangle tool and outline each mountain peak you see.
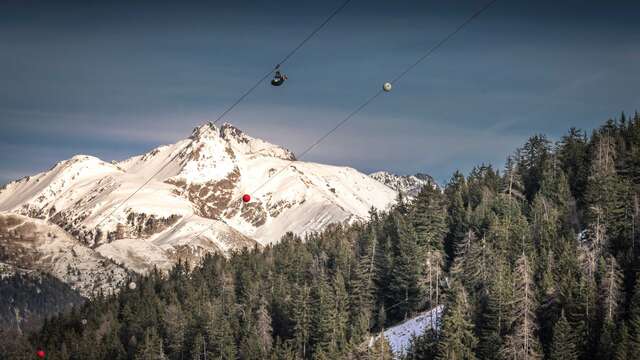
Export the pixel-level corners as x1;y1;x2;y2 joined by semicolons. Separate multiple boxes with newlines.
189;122;219;141
220;122;245;139
186;122;295;161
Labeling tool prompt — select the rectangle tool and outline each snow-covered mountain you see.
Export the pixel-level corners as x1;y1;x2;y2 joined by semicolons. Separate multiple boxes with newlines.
369;171;437;198
0;123;398;277
0;213;128;297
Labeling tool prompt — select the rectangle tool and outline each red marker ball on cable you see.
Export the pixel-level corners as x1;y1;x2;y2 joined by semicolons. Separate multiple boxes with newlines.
36;350;45;358
242;194;251;203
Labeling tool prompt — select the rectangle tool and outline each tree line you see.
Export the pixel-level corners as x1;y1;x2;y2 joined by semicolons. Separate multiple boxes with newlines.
1;112;640;359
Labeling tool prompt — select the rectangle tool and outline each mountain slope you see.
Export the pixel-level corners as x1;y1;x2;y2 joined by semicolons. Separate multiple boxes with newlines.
0;263;85;332
0;213;128;296
0;123;398;274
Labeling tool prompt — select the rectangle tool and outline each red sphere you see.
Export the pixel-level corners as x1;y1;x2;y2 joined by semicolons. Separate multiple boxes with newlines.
36;350;45;358
242;194;251;203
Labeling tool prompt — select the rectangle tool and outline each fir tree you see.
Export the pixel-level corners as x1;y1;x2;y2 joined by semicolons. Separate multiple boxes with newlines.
517;134;552;202
599;255;623;325
293;284;312;359
501;254;542;360
613;323;629;360
503;154;526;203
163;303;186;359
257;297;274;355
388;212;422;321
549;311;577;360
436;281;477;360
367;334;394;360
135;327;165;360
629;274;640;359
444;171;470;263
477;254;513;360
412;182;447;251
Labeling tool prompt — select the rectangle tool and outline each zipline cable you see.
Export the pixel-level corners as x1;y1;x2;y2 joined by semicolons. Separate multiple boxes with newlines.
93;0;354;230
190;0;499;242
212;0;354;126
391;0;498;85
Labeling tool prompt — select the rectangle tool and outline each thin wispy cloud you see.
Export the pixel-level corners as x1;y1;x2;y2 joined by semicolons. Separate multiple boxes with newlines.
1;0;639;186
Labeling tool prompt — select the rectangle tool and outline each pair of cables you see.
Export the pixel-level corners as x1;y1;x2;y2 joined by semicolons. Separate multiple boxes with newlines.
95;0;499;240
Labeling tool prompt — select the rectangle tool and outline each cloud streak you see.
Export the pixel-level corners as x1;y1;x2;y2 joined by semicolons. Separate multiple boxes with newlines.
1;0;639;185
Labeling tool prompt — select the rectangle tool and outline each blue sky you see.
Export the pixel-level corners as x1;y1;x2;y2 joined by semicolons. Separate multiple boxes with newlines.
1;0;639;185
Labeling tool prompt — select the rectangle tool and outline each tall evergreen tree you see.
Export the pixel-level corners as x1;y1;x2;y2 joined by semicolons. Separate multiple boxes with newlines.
388;212;422;321
517;135;552;201
549;311;577;360
163;303;186;360
501;254;542;360
135;327;165;360
613;323;629;360
557;127;589;206
367;334;394;360
412;182;448;251
445;171;470;264
436;281;478;360
477;254;513;360
629;274;640;359
293;284;312;359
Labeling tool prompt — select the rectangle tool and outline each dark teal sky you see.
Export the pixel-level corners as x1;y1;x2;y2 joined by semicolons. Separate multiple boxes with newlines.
1;0;639;185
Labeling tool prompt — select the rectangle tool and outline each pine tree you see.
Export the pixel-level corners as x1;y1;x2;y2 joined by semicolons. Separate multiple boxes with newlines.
293;284;312;359
530;194;560;256
503;154;526;203
102;319;126;360
599;255;623;325
501;254;542;360
598;321;615;360
517;134;552;201
444;171;470;263
403;328;439;360
256;297;274;355
584;134;627;255
388;212;422;321
206;302;237;360
478;254;513;360
450;230;491;295
135;327;165;360
332;272;349;353
311;271;336;358
557;127;589;205
485;196;531;264
163;303;186;359
629;274;640;359
350;225;377;344
549;311;577;360
367;334;394;360
596;255;624;359
613;323;629;360
436;281;478;360
412;182;447;251
422;249;445;313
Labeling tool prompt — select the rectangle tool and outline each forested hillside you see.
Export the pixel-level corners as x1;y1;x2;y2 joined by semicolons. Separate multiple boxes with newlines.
3;112;640;360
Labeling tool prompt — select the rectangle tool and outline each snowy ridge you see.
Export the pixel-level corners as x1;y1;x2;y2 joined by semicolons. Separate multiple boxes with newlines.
0;122;398;277
369;305;443;358
369;171;437;198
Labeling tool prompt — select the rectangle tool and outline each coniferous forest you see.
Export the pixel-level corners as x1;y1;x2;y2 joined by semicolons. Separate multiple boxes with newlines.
3;112;640;359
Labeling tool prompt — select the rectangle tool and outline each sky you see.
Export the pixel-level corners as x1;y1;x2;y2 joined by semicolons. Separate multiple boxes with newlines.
1;0;639;186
